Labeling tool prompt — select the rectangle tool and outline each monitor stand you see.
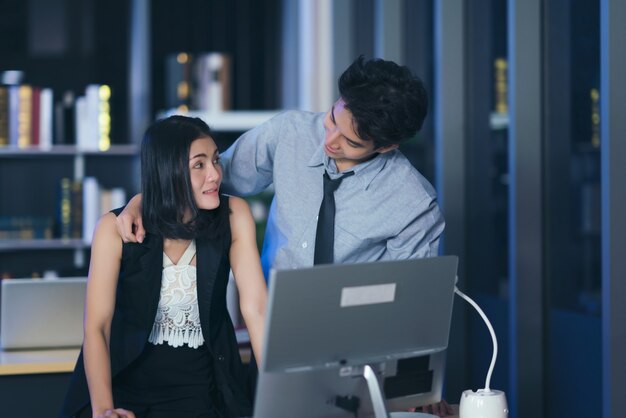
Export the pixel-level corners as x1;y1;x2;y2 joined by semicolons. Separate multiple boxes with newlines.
362;365;438;418
363;364;390;418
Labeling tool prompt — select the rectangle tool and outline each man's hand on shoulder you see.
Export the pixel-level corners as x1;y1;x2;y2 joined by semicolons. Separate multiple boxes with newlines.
115;194;145;243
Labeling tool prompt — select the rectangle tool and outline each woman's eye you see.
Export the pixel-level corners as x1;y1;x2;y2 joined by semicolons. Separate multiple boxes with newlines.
194;161;204;169
213;156;221;165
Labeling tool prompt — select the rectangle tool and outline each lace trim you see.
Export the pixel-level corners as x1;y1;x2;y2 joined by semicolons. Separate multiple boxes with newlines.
149;319;205;349
148;241;205;349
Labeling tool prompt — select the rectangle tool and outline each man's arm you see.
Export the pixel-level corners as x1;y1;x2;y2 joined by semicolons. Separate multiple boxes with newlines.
116;112;287;242
220;112;287;196
115;194;144;243
386;197;445;259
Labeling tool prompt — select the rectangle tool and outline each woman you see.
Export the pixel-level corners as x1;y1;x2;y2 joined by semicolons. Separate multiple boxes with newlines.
61;116;267;418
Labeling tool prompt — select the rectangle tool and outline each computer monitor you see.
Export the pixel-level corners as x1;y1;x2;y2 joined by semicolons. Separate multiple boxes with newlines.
0;277;87;349
253;255;458;418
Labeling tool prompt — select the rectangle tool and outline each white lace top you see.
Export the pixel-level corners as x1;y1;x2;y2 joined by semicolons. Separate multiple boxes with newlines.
148;240;205;349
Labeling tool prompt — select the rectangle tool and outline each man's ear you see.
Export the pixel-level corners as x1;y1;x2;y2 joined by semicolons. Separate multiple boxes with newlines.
376;144;399;154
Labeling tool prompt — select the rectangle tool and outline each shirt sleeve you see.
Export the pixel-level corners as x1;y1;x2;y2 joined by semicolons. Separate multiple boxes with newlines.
220;112;287;196
386;197;445;259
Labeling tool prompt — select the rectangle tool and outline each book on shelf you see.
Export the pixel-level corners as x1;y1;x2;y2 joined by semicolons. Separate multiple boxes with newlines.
0;216;53;240
77;85;98;151
97;85;112;151
70;180;83;239
590;88;600;148
75;95;88;149
0;83;51;150
82;177;99;243
165;52;194;111
7;85;19;147
0;81;113;151
39;88;53;150
31;87;41;147
57;177;126;242
69;84;112;151
57;178;73;239
82;177;126;244
494;58;508;115
166;52;231;113
17;85;33;148
0;86;8;146
194;53;231;112
54;90;75;145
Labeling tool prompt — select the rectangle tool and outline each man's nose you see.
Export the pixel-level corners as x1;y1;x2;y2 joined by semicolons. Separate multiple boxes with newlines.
326;128;341;146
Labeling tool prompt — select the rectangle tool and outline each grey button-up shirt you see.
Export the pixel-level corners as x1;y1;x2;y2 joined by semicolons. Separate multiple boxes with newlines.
221;110;444;277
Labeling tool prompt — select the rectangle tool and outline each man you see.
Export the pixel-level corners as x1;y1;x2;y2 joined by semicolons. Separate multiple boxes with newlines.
117;56;444;276
117;55;453;418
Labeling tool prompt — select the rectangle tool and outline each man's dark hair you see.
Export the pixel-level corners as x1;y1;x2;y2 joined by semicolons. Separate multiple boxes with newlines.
338;56;428;148
141;115;225;239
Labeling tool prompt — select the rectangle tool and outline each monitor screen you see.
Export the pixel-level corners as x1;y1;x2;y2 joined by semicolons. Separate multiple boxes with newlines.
253;256;458;418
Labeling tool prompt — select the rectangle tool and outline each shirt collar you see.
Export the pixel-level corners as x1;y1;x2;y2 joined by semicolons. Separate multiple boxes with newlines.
307;114;390;190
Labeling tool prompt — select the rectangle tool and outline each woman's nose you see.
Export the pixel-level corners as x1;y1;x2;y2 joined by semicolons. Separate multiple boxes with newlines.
207;165;220;182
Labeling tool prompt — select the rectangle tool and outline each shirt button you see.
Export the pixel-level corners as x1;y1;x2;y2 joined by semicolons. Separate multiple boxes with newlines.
302;242;308;248
217;354;225;361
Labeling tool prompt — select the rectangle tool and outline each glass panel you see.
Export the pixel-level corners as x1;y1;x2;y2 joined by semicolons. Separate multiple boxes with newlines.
544;1;601;417
465;0;509;394
401;0;435;183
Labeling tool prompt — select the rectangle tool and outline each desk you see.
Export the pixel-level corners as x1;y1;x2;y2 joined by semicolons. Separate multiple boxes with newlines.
0;348;79;416
0;348;456;418
0;347;251;417
0;347;79;375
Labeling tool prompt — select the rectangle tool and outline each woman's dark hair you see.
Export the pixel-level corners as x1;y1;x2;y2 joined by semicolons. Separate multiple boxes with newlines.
338;56;429;149
141;115;225;239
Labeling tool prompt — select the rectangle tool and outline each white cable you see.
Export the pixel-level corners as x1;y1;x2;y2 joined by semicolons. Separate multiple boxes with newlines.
454;285;497;393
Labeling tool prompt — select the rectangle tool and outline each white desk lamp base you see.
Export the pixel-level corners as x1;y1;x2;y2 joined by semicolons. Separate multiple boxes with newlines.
459;389;508;418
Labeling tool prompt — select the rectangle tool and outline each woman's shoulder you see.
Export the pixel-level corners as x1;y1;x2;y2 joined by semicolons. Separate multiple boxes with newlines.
89;212;124;260
93;212;122;240
226;196;255;234
227;195;249;211
226;195;254;220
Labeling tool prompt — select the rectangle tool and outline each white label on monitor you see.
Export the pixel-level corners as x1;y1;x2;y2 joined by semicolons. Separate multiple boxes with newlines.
340;283;396;307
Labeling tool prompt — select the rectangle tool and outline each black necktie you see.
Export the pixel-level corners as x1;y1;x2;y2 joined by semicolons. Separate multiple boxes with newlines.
314;171;354;265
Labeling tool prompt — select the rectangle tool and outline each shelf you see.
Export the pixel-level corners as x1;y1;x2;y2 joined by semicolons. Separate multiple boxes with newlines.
0;239;89;252
0;144;138;157
490;112;509;130
159;109;282;131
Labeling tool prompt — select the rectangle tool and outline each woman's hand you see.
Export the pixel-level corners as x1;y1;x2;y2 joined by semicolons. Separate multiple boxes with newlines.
95;407;136;418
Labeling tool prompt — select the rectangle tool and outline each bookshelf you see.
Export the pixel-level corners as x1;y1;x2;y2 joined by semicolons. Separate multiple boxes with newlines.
160;109;282;132
0;145;139;278
0;239;88;252
0;144;137;157
0;107;282;279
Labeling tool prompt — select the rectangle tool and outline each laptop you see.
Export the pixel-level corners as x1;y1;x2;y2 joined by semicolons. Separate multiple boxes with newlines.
254;255;458;418
0;277;87;350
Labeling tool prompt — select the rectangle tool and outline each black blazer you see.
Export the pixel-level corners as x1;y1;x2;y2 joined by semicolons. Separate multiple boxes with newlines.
60;204;254;418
